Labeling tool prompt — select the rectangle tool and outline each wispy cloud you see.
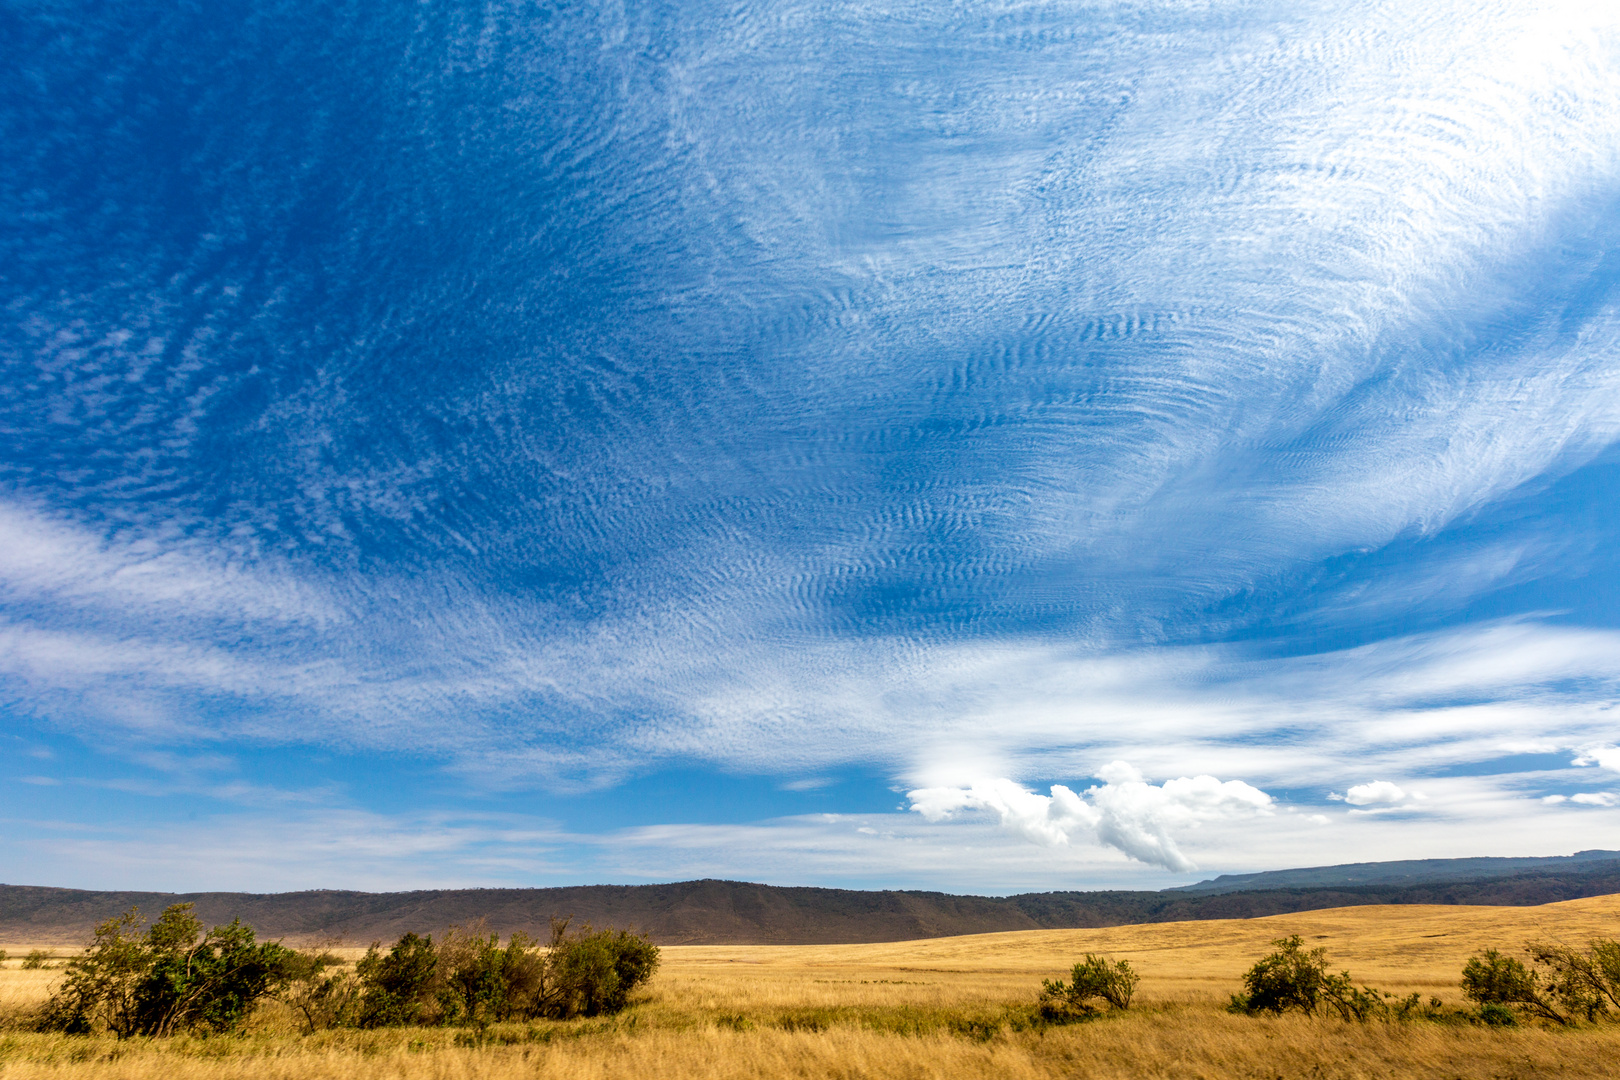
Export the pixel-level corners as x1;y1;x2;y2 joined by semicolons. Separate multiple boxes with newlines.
4;0;1620;884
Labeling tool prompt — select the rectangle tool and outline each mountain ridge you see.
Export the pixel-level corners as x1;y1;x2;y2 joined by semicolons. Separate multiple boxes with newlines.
5;852;1619;946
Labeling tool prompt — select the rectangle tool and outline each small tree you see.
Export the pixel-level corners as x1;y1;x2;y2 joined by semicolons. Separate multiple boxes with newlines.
36;908;150;1035
37;904;292;1037
1039;954;1139;1020
132;908;294;1036
1235;936;1331;1015
22;950;49;970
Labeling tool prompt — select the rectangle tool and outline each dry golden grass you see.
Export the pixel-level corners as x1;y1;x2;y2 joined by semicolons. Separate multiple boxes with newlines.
4;896;1620;1078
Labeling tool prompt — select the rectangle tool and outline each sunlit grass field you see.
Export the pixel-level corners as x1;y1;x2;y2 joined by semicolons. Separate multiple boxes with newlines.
4;895;1620;1078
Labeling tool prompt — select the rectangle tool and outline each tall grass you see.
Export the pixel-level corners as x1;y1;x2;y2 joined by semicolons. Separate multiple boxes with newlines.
3;894;1619;1078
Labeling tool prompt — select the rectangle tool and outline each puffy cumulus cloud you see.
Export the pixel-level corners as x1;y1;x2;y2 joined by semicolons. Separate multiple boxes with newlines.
907;778;1098;847
1333;781;1409;807
906;762;1272;872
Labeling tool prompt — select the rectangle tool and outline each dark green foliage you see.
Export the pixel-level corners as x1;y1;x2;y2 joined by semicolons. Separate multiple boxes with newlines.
22;950;49;970
356;932;439;1028
1235;936;1331;1015
37;904;659;1036
351;917;660;1028
36;904;293;1037
280;947;359;1033
1461;949;1540;1007
1524;939;1620;1024
1233;935;1416;1022
434;922;549;1025
1478;1003;1517;1026
545;923;661;1018
136;914;294;1036
1038;954;1139;1020
1460;947;1568;1024
36;908;154;1036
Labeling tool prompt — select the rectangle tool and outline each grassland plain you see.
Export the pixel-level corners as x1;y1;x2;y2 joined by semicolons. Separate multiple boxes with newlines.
3;896;1620;1078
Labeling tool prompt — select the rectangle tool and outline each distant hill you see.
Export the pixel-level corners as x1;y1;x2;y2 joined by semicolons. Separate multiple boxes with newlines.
5;856;1619;947
1174;849;1620;894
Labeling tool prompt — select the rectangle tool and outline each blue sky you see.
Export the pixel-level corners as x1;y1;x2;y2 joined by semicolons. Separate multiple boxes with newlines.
3;0;1620;893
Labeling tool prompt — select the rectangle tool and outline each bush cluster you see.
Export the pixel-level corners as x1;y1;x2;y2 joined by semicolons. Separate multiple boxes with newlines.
35;906;659;1038
1222;933;1620;1029
1038;954;1139;1021
284;915;658;1032
22;950;51;970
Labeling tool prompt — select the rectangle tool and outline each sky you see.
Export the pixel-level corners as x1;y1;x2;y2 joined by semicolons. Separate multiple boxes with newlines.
3;0;1620;895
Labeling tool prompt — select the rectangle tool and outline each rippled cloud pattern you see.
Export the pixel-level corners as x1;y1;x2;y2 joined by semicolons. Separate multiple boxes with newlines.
3;1;1620;890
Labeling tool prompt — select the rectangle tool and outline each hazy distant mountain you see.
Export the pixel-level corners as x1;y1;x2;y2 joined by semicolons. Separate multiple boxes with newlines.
5;855;1619;946
1173;850;1620;894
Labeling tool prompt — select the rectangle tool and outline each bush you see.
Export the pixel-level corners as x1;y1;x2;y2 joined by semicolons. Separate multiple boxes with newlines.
36;904;294;1037
545;922;661;1017
280;946;359;1034
1039;955;1139;1020
1462;950;1539;1007
356;932;439;1028
1234;936;1331;1015
1460;947;1572;1024
1525;939;1620;1024
22;950;49;970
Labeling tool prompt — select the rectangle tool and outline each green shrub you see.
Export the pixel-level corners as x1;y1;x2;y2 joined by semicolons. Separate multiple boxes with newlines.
22;950;49;970
1524;939;1620;1024
36;904;293;1037
1234;936;1331;1015
541;920;661;1018
1461;949;1538;1006
1461;947;1566;1024
281;947;359;1033
433;921;550;1025
1039;954;1139;1020
356;932;439;1028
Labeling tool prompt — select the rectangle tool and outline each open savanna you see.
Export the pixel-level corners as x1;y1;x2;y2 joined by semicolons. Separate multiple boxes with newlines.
4;895;1620;1079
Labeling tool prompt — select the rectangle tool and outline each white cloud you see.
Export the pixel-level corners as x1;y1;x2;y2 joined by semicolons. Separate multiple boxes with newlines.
1338;781;1408;807
0;500;338;627
1571;792;1619;807
1574;747;1620;773
907;761;1272;873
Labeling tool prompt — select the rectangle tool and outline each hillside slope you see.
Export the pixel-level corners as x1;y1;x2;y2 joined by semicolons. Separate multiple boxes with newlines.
6;859;1620;945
